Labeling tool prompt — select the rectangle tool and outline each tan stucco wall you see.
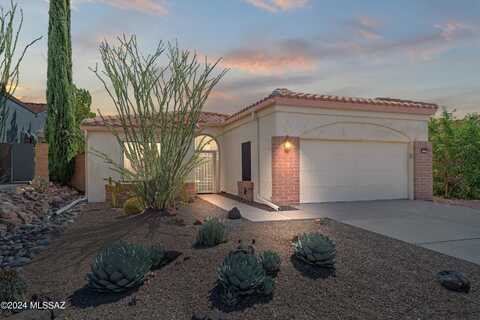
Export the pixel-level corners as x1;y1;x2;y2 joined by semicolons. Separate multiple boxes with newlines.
86;131;123;202
273;105;429;141
221;116;258;198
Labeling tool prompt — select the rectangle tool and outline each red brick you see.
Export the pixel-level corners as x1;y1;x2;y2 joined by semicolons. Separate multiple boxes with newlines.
271;136;300;205
414;141;433;200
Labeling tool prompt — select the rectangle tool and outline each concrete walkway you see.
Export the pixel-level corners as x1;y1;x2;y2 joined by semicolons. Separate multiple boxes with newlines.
199;194;293;222
200;194;480;265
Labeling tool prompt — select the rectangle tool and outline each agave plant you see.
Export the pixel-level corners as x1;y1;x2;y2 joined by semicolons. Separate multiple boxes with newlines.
149;244;167;269
196;217;226;247
0;269;27;302
217;247;275;306
293;232;336;269
87;242;153;293
260;250;281;276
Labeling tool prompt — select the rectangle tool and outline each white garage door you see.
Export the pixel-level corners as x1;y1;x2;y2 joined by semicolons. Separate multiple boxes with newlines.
300;140;408;203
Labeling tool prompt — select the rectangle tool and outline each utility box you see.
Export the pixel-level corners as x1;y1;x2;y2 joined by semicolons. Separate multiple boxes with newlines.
237;181;254;202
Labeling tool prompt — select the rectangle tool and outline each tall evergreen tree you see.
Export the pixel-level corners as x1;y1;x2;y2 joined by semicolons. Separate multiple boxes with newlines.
46;0;76;184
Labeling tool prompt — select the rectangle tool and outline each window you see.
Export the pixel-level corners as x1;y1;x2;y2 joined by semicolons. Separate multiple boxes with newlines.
241;141;251;181
123;142;161;174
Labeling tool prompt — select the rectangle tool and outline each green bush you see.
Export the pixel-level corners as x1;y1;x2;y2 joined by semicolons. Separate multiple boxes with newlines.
430;110;480;199
260;250;281;276
87;242;152;293
123;197;144;215
293;232;336;269
0;269;27;302
196;217;226;247
217;248;274;306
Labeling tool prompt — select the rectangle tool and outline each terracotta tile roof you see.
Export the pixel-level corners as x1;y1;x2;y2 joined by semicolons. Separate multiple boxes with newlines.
22;102;47;114
6;95;47;114
226;88;438;123
81;89;438;130
81;111;230;128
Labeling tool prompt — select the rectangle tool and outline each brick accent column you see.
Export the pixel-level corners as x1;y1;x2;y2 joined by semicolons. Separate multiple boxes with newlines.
272;136;300;205
34;143;49;181
414;141;433;200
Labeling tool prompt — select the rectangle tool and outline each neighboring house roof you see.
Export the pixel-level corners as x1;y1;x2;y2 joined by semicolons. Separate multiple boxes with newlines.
81;111;230;129
225;88;438;124
22;102;47;114
81;88;438;131
7;95;47;114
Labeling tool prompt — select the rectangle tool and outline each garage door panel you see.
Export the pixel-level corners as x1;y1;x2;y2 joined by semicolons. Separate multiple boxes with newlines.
300;140;408;203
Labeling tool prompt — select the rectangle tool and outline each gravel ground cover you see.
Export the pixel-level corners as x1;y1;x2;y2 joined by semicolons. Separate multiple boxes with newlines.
16;199;480;320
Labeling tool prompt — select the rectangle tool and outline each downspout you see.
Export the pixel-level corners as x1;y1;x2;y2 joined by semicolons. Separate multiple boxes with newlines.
253;111;280;212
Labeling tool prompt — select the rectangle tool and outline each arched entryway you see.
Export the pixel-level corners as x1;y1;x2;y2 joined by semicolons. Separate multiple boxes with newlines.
194;135;219;194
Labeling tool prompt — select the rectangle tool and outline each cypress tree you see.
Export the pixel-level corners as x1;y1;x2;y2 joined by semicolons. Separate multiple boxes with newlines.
46;0;76;184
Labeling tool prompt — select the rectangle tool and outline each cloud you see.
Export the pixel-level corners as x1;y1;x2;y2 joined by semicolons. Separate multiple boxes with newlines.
222;47;315;74
245;0;309;12
350;16;383;41
435;21;472;41
72;0;168;16
358;30;382;41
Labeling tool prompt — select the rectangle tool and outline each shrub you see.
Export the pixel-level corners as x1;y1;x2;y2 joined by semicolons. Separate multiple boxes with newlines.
0;269;27;302
196;217;226;247
293;232;336;269
260;250;281;276
217;248;274;306
123;197;144;215
87;242;152;293
149;244;167;269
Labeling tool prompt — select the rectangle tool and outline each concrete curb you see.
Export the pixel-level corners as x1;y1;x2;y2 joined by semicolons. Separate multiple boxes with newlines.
55;197;87;215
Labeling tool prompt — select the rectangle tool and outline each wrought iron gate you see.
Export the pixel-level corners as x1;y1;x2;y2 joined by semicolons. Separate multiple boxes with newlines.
0;143;35;183
195;152;216;194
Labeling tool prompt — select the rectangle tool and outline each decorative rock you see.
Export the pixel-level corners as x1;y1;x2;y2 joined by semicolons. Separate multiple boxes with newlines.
193;219;203;226
437;271;471;293
227;207;242;220
0;186;83;269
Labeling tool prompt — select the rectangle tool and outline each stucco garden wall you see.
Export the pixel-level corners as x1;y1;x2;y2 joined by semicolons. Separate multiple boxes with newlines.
86;131;123;202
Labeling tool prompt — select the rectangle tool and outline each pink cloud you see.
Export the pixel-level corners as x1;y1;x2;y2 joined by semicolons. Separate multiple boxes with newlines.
245;0;309;12
358;30;382;41
74;0;168;16
222;49;315;74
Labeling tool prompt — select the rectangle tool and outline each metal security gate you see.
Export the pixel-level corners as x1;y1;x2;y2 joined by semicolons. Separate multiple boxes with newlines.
195;152;216;194
0;143;35;183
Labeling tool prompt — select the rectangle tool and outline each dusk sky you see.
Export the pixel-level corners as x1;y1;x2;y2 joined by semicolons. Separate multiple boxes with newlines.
12;0;480;115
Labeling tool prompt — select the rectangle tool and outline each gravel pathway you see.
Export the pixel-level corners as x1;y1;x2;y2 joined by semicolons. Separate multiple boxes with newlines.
18;199;480;320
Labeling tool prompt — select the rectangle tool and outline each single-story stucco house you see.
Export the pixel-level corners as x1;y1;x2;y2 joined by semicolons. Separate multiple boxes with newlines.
81;88;438;206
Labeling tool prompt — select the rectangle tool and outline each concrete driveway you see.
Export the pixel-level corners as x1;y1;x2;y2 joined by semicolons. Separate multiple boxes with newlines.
292;200;480;265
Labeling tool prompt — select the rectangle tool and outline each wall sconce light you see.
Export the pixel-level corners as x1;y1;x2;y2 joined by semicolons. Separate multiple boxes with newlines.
283;136;292;152
421;147;428;154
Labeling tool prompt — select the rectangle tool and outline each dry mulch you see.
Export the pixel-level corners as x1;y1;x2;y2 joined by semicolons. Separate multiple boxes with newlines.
18;199;480;320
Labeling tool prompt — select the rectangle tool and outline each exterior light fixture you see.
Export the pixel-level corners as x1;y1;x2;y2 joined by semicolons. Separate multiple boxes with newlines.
283;136;292;152
421;147;428;154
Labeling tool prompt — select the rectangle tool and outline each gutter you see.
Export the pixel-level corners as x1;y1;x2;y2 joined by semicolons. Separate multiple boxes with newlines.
253;111;280;212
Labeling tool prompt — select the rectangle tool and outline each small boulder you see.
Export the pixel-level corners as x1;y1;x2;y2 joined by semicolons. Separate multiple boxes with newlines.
437;271;471;293
227;207;242;220
193;219;203;226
